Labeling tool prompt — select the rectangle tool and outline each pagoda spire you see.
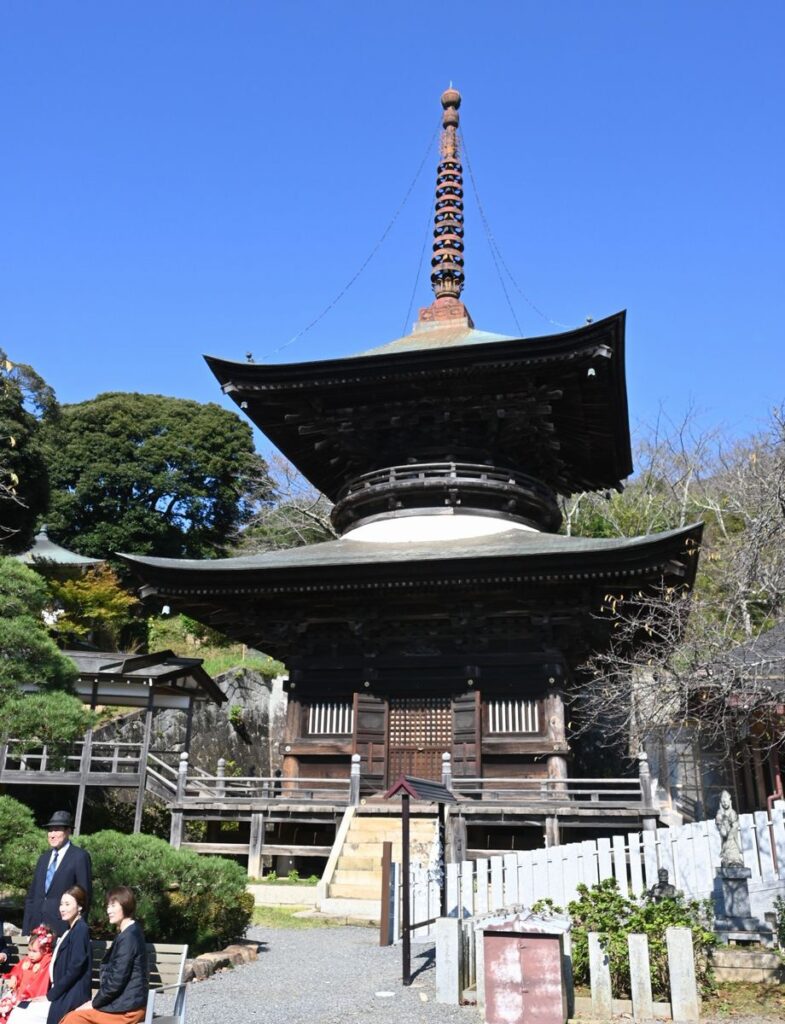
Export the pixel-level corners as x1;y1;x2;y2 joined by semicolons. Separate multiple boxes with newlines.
418;87;473;328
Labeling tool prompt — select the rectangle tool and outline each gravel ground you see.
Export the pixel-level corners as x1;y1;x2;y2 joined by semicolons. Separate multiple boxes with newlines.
182;926;472;1024
178;925;780;1024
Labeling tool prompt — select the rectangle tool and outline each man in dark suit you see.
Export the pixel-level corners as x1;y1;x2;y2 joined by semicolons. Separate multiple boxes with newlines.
22;810;92;936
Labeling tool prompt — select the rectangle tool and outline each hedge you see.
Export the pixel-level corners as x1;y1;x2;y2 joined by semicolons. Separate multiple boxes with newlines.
79;831;253;953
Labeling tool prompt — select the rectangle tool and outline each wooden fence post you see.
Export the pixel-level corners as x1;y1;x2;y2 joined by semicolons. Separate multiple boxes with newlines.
349;753;361;805
441;751;452;790
169;752;188;849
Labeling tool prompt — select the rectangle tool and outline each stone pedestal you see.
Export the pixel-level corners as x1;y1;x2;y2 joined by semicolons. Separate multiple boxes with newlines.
714;866;775;946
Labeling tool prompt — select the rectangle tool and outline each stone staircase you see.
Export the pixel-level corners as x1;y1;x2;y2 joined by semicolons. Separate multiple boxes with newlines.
318;810;437;921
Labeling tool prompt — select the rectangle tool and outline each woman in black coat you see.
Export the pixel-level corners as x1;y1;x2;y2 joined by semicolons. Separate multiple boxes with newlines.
46;885;92;1024
61;886;148;1024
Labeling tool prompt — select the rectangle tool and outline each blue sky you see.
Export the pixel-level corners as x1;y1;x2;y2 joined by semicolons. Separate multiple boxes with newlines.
1;2;783;456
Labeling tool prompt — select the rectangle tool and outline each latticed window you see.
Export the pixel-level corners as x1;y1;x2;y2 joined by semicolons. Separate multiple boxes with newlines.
307;701;354;735
487;699;540;734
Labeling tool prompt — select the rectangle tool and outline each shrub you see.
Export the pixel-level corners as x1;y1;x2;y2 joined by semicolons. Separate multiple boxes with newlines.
774;894;785;947
79;831;253;953
3;691;96;754
566;878;716;999
0;795;47;895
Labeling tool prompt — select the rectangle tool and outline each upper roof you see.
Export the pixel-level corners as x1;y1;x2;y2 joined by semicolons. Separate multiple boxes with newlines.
205;311;632;501
356;322;515;356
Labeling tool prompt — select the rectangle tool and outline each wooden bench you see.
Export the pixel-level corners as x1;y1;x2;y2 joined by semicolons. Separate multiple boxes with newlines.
2;937;188;1024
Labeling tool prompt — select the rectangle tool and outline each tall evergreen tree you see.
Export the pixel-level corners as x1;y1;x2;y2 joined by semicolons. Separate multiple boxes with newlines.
43;392;273;562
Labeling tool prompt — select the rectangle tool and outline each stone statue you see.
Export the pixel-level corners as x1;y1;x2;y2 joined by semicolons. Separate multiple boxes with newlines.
646;867;678;903
715;790;744;867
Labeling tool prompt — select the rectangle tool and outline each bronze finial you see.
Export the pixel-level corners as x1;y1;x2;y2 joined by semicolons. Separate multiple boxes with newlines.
430;87;465;301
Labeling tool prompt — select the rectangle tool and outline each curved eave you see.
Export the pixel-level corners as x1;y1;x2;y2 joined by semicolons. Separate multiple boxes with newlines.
205;312;625;387
204;311;632;498
119;522;702;599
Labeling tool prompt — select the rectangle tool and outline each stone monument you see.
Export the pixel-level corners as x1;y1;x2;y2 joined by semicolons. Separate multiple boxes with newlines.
713;790;774;945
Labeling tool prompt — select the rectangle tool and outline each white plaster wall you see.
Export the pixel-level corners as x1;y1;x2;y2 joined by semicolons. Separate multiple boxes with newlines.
343;511;537;543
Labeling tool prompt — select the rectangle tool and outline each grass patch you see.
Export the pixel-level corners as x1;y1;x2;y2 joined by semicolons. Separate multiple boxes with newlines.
252;906;334;929
248;875;319;886
201;648;283;677
704;982;785;1020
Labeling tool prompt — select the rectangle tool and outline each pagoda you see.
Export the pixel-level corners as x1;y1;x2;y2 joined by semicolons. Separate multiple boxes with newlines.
123;89;701;846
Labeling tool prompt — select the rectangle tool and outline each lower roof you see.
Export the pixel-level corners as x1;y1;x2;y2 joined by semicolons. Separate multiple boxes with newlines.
120;523;703;596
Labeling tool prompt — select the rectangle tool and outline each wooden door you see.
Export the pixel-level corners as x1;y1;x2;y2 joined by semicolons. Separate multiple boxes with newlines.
387;697;452;784
353;693;387;792
452;690;481;778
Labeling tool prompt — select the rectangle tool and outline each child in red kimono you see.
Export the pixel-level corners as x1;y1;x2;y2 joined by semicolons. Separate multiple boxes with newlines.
0;928;54;1024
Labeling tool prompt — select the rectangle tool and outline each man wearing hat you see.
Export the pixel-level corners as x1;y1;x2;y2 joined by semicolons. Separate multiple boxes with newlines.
22;810;92;936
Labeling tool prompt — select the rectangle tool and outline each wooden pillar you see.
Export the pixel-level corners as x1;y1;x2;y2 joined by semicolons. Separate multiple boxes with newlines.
401;792;412;986
545;691;569;786
74;729;93;837
247;812;265;879
169;752;188;849
741;746;756;811
133;689;155;834
281;694;301;787
751;744;768;810
74;680;98;837
183;699;195;754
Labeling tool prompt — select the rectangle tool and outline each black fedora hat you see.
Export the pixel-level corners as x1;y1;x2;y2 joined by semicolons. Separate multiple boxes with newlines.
43;811;74;830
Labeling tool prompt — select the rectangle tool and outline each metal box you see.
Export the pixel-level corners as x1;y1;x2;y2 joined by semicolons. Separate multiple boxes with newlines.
482;922;568;1024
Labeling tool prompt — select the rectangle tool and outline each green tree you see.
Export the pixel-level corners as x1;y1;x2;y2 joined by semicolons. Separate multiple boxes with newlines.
49;563;139;649
0;350;58;553
0;558;77;698
0;558;92;751
42;392;273;563
0;795;47;895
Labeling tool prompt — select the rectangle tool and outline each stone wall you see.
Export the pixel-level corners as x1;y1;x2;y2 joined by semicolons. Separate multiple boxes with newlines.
94;668;288;777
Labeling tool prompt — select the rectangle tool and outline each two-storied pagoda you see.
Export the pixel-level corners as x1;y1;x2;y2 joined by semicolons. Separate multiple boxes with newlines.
123;89;701;849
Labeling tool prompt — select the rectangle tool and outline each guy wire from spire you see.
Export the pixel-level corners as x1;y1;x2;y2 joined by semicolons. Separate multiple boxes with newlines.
262;118;442;361
401;200;436;335
460;131;573;332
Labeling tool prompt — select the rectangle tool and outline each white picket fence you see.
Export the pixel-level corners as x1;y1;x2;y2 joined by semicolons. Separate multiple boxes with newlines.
399;802;785;940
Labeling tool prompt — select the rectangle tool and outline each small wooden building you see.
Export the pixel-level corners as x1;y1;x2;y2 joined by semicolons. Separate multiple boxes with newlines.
2;649;225;833
123;89;701;847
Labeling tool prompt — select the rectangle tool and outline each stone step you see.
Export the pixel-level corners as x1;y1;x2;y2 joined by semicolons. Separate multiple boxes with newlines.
350;816;434;832
710;947;783;982
328;880;382;900
333;855;380;872
343;838;428;851
318;896;380;923
332;868;381;886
